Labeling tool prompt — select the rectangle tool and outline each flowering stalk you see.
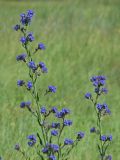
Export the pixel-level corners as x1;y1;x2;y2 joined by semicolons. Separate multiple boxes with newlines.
85;76;112;160
14;10;85;160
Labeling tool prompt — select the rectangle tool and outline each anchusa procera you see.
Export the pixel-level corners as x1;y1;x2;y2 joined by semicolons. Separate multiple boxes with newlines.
14;10;84;160
85;76;112;160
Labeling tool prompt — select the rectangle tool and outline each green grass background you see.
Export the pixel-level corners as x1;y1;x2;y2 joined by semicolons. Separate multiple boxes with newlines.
0;0;120;159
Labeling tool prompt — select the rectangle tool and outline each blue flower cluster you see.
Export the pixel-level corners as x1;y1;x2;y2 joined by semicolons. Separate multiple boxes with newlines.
96;103;111;114
56;108;70;118
27;134;36;146
48;85;57;93
100;135;112;141
14;9;85;160
20;101;31;108
85;75;112;159
16;53;27;62
20;10;34;26
39;62;48;73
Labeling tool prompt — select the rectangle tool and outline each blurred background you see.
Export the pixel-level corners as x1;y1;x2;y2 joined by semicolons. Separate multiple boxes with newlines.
0;0;120;159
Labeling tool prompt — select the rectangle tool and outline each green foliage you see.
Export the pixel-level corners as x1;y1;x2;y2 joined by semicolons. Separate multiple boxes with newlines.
0;0;120;159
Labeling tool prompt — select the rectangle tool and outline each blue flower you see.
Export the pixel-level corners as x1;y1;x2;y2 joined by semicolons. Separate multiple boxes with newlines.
27;10;34;18
14;24;20;31
94;87;100;94
20;102;26;108
108;135;112;141
96;103;102;111
20;101;31;108
101;88;108;94
105;155;112;160
14;144;20;151
27;81;33;90
64;119;72;126
27;33;34;42
100;135;107;141
17;80;25;86
56;108;70;118
39;62;46;68
90;127;96;133
51;107;58;113
28;61;37;70
16;53;27;62
38;43;46;50
40;106;47;114
51;122;60;129
27;134;36;147
51;130;58;136
25;101;31;107
42;147;48;154
64;138;74;145
39;62;48;73
48;155;56;160
50;144;59;152
97;103;111;115
20;10;34;26
90;75;106;87
48;86;57;93
20;37;27;44
77;132;85;140
85;93;92;99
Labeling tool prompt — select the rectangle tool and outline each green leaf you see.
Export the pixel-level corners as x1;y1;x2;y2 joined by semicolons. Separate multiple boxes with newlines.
37;132;43;146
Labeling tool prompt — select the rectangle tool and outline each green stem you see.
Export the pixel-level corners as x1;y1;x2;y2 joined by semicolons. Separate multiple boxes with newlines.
21;28;46;146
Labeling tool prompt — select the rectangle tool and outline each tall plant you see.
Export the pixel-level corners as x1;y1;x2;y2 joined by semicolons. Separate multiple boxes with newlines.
85;76;112;160
14;10;84;160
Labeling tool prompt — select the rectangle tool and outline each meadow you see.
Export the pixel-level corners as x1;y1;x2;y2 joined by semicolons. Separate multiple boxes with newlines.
0;0;120;159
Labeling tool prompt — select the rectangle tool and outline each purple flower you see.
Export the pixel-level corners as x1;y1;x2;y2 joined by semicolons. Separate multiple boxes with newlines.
38;43;46;50
90;75;106;87
28;61;37;70
105;155;112;160
96;103;102;111
14;144;20;151
48;86;57;93
51;130;58;136
25;101;31;107
51;122;60;129
20;37;27;44
39;62;46;68
42;147;48;154
27;134;36;147
50;144;59;152
16;53;27;62
101;88;108;94
20;10;34;26
56;108;70;118
40;106;47;114
85;93;92;99
64;119;72;126
20;102;26;108
14;24;20;31
100;135;107;141
107;135;112;141
17;80;25;86
94;87;100;94
20;101;31;108
90;127;96;133
27;81;33;90
27;32;34;42
77;132;85;140
64;138;74;145
48;155;56;160
27;10;34;18
39;62;48;73
51;107;58;113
